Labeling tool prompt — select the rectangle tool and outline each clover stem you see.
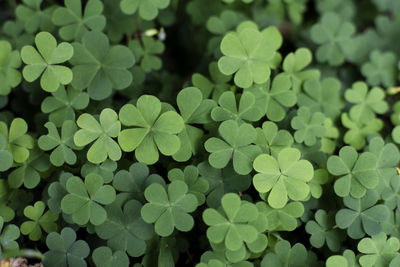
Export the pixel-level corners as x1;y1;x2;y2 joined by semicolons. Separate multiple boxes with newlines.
397;167;400;175
3;249;44;260
332;225;338;229
388;86;400;95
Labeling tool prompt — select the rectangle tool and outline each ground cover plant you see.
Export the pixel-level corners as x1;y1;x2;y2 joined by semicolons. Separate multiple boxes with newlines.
2;0;400;266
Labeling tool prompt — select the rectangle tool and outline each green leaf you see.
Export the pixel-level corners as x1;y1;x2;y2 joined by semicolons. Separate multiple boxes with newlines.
118;95;184;165
81;159;117;184
0;217;20;254
69;31;135;100
358;232;400;267
74;108;121;164
327;146;379;198
205;120;261;175
361;50;397;87
61;173;116;225
129;36;165;72
52;0;106;41
15;0;55;34
261;240;313;267
0;134;13;172
254;121;293;158
120;0;171;20
21;201;58;241
0;41;22;96
92;246;129;267
21;32;73;92
47;172;72;213
261;201;304;231
253;147;313;208
43;227;90;267
291;107;326;147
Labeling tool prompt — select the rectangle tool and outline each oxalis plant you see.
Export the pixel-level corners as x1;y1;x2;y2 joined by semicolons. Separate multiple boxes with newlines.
2;0;400;266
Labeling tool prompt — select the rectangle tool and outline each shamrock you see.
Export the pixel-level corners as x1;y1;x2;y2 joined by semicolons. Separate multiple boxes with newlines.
198;162;251;208
218;24;282;88
344;82;388;124
167;165;209;206
205;120;261;175
321;118;340;154
118;95;184;165
316;0;355;21
41;86;90;127
211;91;263;123
358;232;400;267
61;174;116;225
254;121;293;158
95;200;154;257
245;73;296;122
291;107;326;146
52;0;106;41
361;50;397;87
253;147;314;208
21;32;73;92
129;37;165;73
15;0;55;34
0;133;13;172
38;121;81;167
0;118;34;163
47;172;72;213
0;217;20;254
282;48;320;92
43;227;90;267
8;147;50;189
113;162;165;202
92;247;129;267
261;240;314;267
297;78;344;120
309;169;330;199
74;108;121;164
120;0;171;20
262;201;304;231
341;112;383;150
141;181;198;237
203;193;259;251
69;31;135;100
20;201;58;241
327;146;379;198
81;160;117;184
383;176;400;210
310;12;356;65
305;210;344;251
192;62;232;100
174;87;215;162
336;190;390;239
0;41;22;96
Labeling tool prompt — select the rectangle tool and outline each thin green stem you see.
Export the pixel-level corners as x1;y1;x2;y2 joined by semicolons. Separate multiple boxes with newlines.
3;249;44;260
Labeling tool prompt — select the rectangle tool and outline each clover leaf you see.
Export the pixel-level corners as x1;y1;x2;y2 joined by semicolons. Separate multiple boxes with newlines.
336;190;390;239
260;240;312;267
0;217;20;255
198;162;251;208
192;62;232;100
129;37;165;73
81;159;117;184
41;86;89;127
95;199;153;257
341;112;383;150
0;41;22;96
297;78;344;120
291;107;326;147
282;48;319;93
61;174;116;225
168;165;209;206
203;193;259;251
38;121;80;167
326;256;349;267
358;232;400;267
43;227;90;267
218;24;282;88
0;118;34;163
262;201;304;231
305;209;344;251
69;31;135;100
74;108;121;164
113;162;165;202
254;121;293;158
211;91;263;124
362;50;397;87
141;180;198;237
253;147;313;208
118;95;184;165
52;0;106;41
0;134;13;172
15;0;55;34
382;175;400;210
344;82;388;124
327;146;379;198
245;73;296;121
205;120;261;175
120;0;171;20
174;87;215;162
20;201;58;241
310;12;355;66
92;247;129;267
47;172;72;213
21;32;73;92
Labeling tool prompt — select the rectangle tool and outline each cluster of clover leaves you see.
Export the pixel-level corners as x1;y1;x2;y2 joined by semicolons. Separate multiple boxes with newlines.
2;0;400;266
